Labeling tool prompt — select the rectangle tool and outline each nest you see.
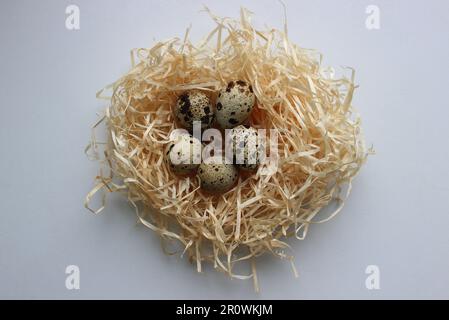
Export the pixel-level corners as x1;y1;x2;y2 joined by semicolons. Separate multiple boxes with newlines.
86;7;369;291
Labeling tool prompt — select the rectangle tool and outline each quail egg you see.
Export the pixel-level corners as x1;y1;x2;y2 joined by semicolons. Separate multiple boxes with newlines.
175;90;215;130
216;80;255;129
227;125;263;171
165;133;202;175
198;156;238;193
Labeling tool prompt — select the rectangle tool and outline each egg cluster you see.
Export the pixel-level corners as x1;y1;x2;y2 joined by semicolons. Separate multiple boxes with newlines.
166;80;261;193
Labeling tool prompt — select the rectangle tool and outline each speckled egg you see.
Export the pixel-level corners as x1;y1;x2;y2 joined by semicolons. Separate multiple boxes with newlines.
165;133;202;175
198;156;238;193
227;125;263;171
175;90;215;130
216;80;255;129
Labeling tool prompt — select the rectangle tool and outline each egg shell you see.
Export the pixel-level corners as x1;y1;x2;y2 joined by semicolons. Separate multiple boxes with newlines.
227;125;262;171
216;80;255;129
198;156;238;193
166;133;202;175
175;90;215;130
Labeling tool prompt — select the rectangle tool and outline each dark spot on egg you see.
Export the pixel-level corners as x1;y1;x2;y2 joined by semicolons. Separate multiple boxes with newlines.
217;102;223;110
201;115;210;124
226;81;235;92
229;118;238;125
179;93;191;114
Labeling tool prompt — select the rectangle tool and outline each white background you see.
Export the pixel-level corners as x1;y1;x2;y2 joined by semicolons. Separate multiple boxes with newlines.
0;0;448;299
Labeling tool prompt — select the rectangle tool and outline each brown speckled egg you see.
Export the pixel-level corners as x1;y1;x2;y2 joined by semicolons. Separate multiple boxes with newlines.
175;90;215;130
165;133;202;175
198;156;238;193
227;125;263;171
216;80;255;129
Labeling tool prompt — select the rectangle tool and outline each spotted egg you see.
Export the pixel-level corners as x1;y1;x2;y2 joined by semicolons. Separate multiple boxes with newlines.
198;156;238;193
175;90;215;130
227;125;263;171
165;133;202;175
216;80;255;129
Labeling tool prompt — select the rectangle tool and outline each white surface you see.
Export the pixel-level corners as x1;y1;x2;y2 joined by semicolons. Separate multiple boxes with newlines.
0;0;448;299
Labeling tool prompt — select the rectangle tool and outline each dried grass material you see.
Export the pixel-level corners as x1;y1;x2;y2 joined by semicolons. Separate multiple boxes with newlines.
86;8;369;289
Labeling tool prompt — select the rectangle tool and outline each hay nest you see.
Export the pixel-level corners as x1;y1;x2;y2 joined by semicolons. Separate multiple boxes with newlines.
86;7;369;290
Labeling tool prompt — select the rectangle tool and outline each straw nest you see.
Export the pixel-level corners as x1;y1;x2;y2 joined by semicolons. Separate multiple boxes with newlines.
86;8;369;290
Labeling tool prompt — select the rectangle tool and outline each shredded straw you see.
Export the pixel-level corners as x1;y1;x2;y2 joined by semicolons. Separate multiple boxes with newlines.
85;7;370;291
